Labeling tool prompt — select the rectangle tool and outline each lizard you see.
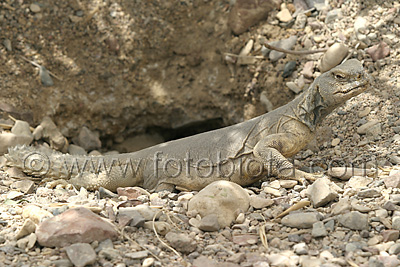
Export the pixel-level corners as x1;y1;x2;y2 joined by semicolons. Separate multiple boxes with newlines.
5;59;370;192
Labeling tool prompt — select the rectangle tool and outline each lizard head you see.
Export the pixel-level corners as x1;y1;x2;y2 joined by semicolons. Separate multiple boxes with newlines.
318;59;370;106
298;59;371;130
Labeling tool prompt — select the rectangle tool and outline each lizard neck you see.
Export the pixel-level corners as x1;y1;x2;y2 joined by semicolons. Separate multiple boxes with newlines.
296;82;332;131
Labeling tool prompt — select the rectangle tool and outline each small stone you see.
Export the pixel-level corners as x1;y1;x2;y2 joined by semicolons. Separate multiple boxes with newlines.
389;243;400;255
16;219;36;240
348;176;373;189
11;120;33;140
188;181;250;228
331;138;341;146
286;82;302;94
382;230;399;242
306;177;338;207
249;195;274;209
235;213;245;224
65;243;96;267
281;212;322;228
282;61;297;78
318;43;349;73
338;211;368;230
198;214;220;232
301;61;314;79
22;205;53;224
73;126;101;151
366;42;390;61
328;167;372;180
228;0;279;35
36;207;118;247
126;251;148;260
30;3;41;13
358;188;381;198
143;221;171;235
358;107;371;117
119;205;158;221
0;133;33;154
312;221;327;237
165;232;196;254
279;180;297;188
232;234;258;245
142;258;155;267
98;187;118;199
68;144;87;155
357;120;380;134
40;117;66;151
325;9;342;24
393;217;400;230
293;242;308;255
276;8;292;22
3;39;12;51
227;252;246;263
263;186;281;197
11;180;35;194
32;125;43;140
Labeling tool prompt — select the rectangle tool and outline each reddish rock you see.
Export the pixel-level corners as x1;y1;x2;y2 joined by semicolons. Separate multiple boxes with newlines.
117;187;147;200
382;230;400;242
36;207;118;247
384;173;400;188
366;41;390;61
232;234;258;245
228;0;280;35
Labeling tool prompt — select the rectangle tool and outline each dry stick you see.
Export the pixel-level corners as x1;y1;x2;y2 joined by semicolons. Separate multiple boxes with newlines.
263;43;328;55
19;56;63;81
119;228;162;262
151;210;186;263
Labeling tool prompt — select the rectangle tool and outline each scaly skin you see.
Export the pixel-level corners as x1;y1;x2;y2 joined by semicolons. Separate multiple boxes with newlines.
5;59;370;192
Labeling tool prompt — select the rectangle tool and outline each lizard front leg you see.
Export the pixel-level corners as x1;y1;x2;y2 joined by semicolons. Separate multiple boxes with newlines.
253;133;319;183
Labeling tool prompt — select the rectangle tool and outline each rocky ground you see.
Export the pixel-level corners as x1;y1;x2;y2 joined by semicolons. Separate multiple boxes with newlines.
1;0;400;266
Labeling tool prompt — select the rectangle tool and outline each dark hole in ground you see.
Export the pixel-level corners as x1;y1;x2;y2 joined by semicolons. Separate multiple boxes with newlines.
110;118;225;153
150;117;225;142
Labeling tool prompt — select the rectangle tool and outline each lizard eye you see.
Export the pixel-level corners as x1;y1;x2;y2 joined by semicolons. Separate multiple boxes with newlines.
332;71;346;80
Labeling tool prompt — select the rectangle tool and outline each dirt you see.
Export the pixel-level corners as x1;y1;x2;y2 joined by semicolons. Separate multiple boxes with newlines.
0;0;294;149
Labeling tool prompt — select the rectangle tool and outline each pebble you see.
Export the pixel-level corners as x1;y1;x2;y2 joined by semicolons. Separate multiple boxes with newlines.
281;212;322;228
16;219;36;239
348;176;373;189
282;61;297;78
228;0;277;35
249;195;274;209
40;116;67;151
286;81;302;94
165;231;197;254
366;41;390;61
301;61;314;79
126;251;148;260
338;211;368;230
358;107;371;118
68;144;87;155
142;258;155;267
0;133;33;154
73;126;101;151
325;9;342;24
3;39;12;51
188;181;250;228
36;207;118;247
306;177;338;207
65;243;96;267
318;43;349;72
30;3;41;13
293;242;308;255
144;221;171;235
11;179;34;193
198;214;220;232
382;230;399;242
276;8;292;23
312;221;327;237
331;138;340;146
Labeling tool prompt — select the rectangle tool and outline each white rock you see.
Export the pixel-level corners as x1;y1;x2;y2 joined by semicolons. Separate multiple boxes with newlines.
188;181;250;228
306;177;338;207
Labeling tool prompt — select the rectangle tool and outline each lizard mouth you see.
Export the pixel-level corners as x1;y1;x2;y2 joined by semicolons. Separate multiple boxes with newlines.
333;79;369;95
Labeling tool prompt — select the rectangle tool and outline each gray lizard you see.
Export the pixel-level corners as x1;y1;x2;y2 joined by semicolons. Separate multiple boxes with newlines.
5;59;370;192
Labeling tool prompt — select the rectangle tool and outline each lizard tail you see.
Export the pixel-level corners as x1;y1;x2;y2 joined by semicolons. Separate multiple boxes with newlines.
5;145;71;179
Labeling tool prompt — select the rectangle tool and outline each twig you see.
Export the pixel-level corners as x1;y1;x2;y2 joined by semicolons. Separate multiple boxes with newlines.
20;56;63;81
119;228;162;262
263;43;328;55
152;210;183;260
